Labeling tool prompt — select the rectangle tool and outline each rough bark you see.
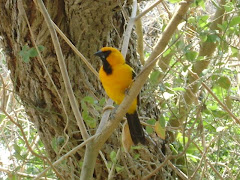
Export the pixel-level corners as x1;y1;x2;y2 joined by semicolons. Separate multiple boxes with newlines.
0;0;164;179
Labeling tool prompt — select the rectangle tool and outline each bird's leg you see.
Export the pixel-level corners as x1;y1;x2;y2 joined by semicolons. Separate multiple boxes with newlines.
103;104;118;120
103;105;115;112
124;87;130;95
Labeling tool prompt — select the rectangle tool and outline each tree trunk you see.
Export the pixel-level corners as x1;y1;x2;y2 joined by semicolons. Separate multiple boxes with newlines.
0;0;164;179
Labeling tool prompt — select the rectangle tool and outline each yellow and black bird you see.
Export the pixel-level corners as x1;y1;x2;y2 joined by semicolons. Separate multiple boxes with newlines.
95;47;145;144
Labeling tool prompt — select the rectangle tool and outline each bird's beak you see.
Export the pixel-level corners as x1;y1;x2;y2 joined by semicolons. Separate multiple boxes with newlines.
94;50;105;60
94;50;111;60
94;50;103;57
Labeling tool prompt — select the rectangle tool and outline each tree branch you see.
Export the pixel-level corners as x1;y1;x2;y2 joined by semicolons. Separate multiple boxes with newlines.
169;0;227;126
35;0;89;141
121;0;138;58
80;1;192;179
34;135;96;179
0;167;54;180
134;0;163;22
52;21;99;78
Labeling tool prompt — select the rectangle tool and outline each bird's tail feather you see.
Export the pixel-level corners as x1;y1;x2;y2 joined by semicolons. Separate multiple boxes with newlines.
126;112;146;145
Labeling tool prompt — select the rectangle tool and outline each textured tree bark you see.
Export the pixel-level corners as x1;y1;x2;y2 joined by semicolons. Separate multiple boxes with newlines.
0;0;165;179
0;0;132;178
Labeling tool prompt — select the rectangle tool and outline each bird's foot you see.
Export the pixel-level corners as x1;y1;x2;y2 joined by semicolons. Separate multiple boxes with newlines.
103;105;115;112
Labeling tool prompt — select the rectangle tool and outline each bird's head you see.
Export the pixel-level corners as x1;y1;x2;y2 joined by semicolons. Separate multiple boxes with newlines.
95;47;125;66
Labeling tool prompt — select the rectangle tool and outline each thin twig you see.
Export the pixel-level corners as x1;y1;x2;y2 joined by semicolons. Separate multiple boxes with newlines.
80;1;138;179
167;161;188;180
0;167;54;180
134;0;163;22
189;134;222;179
142;156;172;180
18;0;70;156
121;0;138;58
189;70;240;125
35;0;89;141
52;21;99;78
108;148;121;180
34;135;96;180
2;109;64;180
135;5;145;65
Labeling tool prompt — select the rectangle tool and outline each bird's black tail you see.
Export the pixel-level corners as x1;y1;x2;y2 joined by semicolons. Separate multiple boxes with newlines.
126;111;146;145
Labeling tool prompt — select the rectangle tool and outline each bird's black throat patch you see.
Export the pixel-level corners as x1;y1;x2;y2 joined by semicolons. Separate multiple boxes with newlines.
102;58;112;75
95;50;112;75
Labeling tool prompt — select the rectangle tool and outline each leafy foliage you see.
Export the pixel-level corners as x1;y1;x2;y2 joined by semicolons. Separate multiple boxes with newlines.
19;45;45;63
0;0;240;179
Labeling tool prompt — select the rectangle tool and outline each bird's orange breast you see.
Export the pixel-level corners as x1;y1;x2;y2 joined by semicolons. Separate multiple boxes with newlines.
99;63;137;113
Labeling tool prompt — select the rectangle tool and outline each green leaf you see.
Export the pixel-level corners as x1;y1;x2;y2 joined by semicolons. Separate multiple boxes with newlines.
169;144;178;154
217;21;228;31
146;126;153;134
133;153;140;160
110;151;117;163
159;115;165;128
28;48;38;57
155;121;166;139
82;110;96;128
14;143;21;154
231;47;238;57
14;144;24;160
195;0;205;8
82;96;95;104
19;45;45;63
188;17;195;24
217;76;231;90
116;165;124;173
37;45;45;51
149;70;161;85
146;118;156;134
51;137;57;150
199;33;207;42
19;45;30;63
229;16;240;26
0;113;6;122
99;98;106;106
176;132;188;144
185;50;198;61
169;0;181;3
187;154;199;163
163;48;171;57
198;15;209;27
223;2;234;12
172;87;186;92
147;119;156;125
206;34;219;43
207;104;218;111
79;161;84;168
10;174;17;180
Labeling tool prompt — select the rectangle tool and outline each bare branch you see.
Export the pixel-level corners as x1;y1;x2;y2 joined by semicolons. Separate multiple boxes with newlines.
189;70;240;125
80;1;192;179
52;21;99;78
121;0;138;58
135;6;145;65
134;0;163;22
0;167;54;180
35;0;89;141
18;0;70;156
34;135;96;179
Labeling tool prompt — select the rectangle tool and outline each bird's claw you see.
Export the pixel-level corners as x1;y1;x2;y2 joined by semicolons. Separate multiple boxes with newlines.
103;105;115;112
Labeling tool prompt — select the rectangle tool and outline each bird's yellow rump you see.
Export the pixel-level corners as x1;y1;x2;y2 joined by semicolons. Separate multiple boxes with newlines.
95;47;145;144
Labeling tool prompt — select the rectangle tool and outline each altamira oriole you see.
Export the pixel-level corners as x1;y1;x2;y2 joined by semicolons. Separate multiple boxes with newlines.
95;47;146;144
